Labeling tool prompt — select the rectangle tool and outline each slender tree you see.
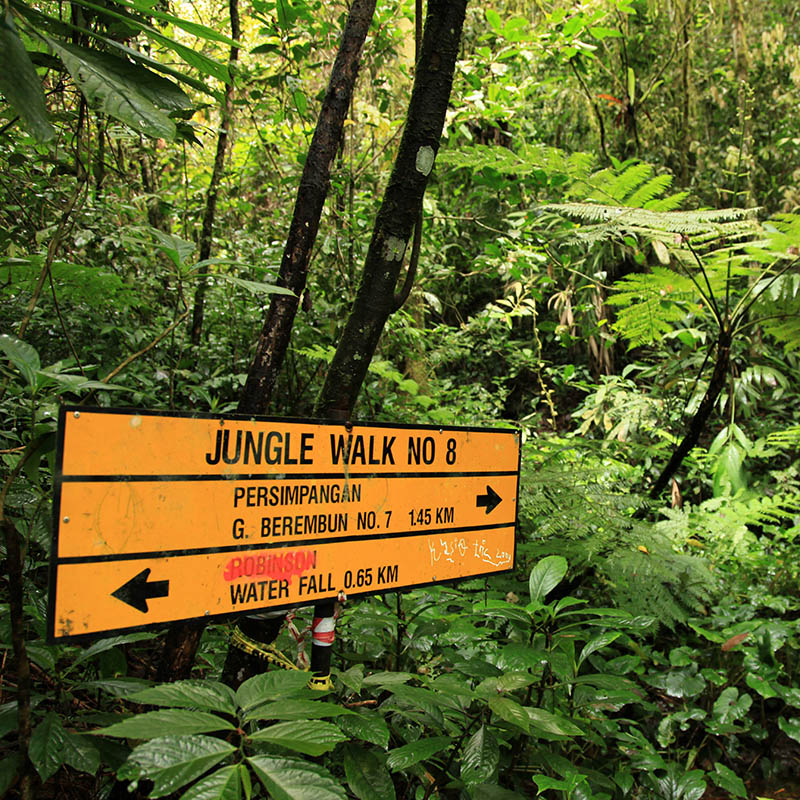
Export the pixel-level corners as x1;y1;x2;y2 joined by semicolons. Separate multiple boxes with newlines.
157;0;377;681
189;0;241;345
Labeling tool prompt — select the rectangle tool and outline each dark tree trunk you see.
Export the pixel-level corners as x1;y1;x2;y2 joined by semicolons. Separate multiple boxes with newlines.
315;0;468;418
156;0;376;682
190;0;240;346
649;329;731;499
238;0;377;415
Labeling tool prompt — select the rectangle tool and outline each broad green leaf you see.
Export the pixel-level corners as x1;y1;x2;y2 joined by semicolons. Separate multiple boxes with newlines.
335;664;365;693
152;230;195;268
526;707;583;737
0;11;54;142
0;701;19;738
215;274;295;297
76;677;153;698
292;89;307;116
338;711;391;748
44;37;176;139
236;670;310;712
0;333;40;388
343;743;395;800
488;697;529;733
712;687;751;724
130;680;237;715
248;720;347;756
29;712;100;781
485;9;503;33
117;735;236;798
0;753;21;797
178;765;242;800
61;0;229;83
245;699;353;723
528;555;568;604
93;709;235;738
76;0;239;46
275;0;295;30
589;26;622;39
461;725;499;787
578;631;622;667
710;763;747;798
745;673;778;699
475;672;536;697
778;716;800;743
386;737;452;771
248;755;346;800
361;671;414;687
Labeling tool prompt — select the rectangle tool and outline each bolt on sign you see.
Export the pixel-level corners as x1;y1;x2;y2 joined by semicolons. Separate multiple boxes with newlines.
48;407;521;642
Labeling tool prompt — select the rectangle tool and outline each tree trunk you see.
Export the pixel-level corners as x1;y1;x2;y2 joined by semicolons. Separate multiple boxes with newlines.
316;0;468;418
189;0;240;346
237;0;377;415
649;329;731;499
156;0;376;682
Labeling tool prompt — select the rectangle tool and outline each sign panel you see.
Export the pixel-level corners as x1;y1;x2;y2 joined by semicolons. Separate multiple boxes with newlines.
48;407;521;642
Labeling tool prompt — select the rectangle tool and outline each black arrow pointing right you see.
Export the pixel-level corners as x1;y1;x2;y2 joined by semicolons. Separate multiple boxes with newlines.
476;485;502;515
111;568;170;613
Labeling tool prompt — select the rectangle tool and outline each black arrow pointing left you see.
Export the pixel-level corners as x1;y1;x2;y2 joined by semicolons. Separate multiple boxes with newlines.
111;568;170;613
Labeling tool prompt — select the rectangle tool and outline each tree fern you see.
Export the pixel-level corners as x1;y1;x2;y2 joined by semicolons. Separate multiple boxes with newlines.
519;440;714;628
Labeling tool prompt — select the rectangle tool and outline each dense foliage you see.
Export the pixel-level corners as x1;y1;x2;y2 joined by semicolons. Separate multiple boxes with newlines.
2;0;800;797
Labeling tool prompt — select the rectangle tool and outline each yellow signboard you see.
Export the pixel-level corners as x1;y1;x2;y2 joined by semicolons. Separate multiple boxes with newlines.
48;408;520;641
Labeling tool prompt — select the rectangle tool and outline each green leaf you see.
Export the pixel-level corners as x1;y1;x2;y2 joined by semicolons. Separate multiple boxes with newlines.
93;709;235;738
578;631;622;667
235;670;311;712
0;753;21;797
589;26;622;39
130;680;237;715
461;725;499;787
215;274;295;297
178;765;242;800
248;720;347;756
29;712;99;781
245;699;352;723
0;333;41;388
117;735;236;798
79;0;239;46
488;697;530;733
475;672;536;697
248;755;346;800
44;37;176;139
710;763;746;798
778;716;800;744
361;671;414;687
745;673;778;699
70;633;156;668
485;9;503;34
337;711;391;748
343;743;395;800
0;701;19;738
292;89;307;116
528;555;568;604
76;677;152;698
526;707;583;737
0;11;54;141
386;737;452;771
63;0;229;83
275;0;295;30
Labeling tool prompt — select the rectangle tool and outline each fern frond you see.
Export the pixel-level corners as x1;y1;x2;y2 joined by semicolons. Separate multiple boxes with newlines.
605;267;701;347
